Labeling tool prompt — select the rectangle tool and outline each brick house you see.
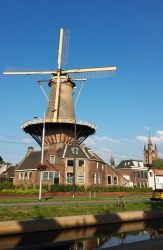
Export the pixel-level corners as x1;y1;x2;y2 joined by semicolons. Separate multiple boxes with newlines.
116;160;148;188
14;144;129;188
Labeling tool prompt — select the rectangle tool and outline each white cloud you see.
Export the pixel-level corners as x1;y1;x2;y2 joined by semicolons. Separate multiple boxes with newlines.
84;137;96;146
157;130;163;135
124;139;136;143
94;135;121;144
136;135;162;143
120;155;128;159
136;136;148;142
144;126;150;130
21;138;34;144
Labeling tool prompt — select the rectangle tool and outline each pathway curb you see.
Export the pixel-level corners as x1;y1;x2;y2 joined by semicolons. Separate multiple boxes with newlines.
0;210;163;236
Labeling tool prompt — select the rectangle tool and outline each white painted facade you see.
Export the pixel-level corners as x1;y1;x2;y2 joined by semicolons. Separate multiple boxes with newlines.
148;169;163;190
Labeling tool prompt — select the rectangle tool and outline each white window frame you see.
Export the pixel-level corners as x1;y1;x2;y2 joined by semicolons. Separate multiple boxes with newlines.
24;172;28;180
67;159;74;167
19;172;23;180
42;171;60;182
78;159;85;167
50;155;55;164
107;175;112;185
98;173;101;184
114;176;118;185
96;162;98;169
93;173;96;184
28;171;32;180
78;172;85;184
88;150;95;156
101;164;104;170
66;172;73;184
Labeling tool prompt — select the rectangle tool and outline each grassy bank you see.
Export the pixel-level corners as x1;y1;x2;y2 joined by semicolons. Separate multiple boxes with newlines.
0;200;162;222
0;195;151;204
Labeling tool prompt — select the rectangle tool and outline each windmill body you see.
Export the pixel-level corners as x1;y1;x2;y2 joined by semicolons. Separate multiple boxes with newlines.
3;28;116;149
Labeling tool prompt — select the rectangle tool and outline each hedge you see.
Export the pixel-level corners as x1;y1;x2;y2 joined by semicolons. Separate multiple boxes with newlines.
0;182;153;194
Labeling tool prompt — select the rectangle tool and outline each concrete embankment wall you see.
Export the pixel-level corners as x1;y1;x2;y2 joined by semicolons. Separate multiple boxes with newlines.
0;210;163;236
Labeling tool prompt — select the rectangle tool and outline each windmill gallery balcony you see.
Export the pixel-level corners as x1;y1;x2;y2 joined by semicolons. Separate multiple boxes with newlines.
21;117;97;147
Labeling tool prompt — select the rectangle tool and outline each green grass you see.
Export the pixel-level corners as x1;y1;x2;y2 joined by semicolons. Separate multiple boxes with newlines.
0;200;162;221
0;195;151;204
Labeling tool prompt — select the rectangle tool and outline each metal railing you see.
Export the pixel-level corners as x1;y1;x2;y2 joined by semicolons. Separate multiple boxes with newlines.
21;117;97;131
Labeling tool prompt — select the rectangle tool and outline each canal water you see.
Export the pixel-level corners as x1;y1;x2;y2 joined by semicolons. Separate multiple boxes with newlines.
0;218;163;249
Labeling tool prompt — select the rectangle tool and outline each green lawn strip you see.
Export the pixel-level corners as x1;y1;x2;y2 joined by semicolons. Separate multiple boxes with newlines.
0;195;151;204
0;201;162;222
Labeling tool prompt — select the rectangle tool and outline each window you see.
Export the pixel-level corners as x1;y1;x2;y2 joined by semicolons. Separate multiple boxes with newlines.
49;172;53;180
149;172;153;177
101;164;104;170
42;171;60;183
29;172;32;180
78;172;85;184
114;176;118;185
96;162;98;169
133;161;138;166
67;159;74;167
133;171;136;179
93;173;96;184
88;150;94;156
141;171;144;179
108;176;112;185
50;155;55;164
54;172;59;184
137;171;140;178
57;138;60;142
71;147;78;154
78;159;84;167
43;172;48;180
24;172;28;180
144;172;148;179
139;162;144;167
98;173;101;184
67;172;73;184
19;172;23;180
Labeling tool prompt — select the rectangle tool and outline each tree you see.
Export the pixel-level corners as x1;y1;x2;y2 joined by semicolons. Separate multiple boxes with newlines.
152;158;163;169
0;156;3;162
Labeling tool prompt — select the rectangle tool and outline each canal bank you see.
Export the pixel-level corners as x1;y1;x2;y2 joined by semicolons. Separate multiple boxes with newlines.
0;210;163;236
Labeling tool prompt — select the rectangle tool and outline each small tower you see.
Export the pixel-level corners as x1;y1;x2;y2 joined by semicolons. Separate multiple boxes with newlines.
144;133;158;165
110;151;115;168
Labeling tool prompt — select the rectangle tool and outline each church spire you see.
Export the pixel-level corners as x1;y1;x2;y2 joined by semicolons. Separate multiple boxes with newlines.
148;132;152;145
110;149;115;168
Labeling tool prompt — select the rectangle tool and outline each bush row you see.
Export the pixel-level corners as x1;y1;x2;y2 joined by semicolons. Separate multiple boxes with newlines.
0;182;153;194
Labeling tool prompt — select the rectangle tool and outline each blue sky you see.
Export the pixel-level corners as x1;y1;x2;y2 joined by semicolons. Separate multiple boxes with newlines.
1;0;163;166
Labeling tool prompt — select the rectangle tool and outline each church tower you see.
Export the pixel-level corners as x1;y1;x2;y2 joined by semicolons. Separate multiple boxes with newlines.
110;151;115;168
144;133;158;165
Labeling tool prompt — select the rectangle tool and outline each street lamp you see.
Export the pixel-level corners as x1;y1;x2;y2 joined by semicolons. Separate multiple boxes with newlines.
35;110;56;201
39;112;45;201
34;113;45;201
72;118;76;198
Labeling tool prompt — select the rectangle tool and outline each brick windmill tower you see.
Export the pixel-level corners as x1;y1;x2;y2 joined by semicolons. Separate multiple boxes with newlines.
3;29;116;150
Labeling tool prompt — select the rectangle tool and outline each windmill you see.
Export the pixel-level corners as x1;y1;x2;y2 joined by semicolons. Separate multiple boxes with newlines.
3;28;116;148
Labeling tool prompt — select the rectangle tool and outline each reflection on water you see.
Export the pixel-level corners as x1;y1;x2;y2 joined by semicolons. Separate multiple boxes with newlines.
0;218;163;249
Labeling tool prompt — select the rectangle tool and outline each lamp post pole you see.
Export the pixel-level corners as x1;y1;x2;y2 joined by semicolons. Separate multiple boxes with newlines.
39;112;45;201
72;118;76;198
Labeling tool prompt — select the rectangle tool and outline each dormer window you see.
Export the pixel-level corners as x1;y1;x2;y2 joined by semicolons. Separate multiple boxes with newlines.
88;150;94;156
71;147;78;154
50;155;55;164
